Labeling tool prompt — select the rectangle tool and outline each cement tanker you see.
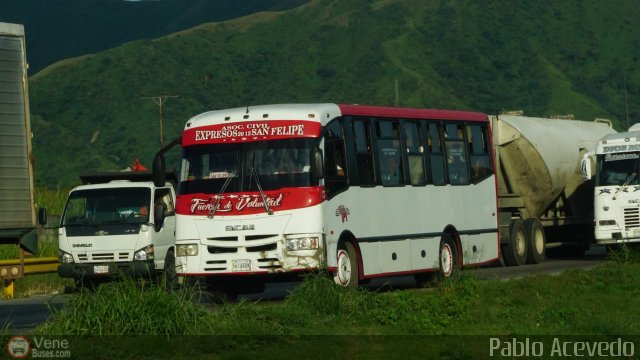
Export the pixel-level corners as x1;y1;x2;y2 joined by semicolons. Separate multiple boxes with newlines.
492;114;615;266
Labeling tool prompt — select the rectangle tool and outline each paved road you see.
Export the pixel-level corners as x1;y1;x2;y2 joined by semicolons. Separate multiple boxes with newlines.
0;246;609;332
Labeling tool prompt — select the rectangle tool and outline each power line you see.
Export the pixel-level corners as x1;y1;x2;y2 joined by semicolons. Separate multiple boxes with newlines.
143;95;179;147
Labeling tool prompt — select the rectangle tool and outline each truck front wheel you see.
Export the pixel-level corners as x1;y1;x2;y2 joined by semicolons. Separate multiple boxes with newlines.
163;250;177;291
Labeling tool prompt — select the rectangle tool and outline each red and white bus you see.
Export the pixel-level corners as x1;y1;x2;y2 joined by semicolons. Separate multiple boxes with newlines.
154;103;499;292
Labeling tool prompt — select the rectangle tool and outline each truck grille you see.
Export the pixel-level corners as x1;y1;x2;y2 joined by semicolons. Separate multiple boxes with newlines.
624;207;640;231
77;252;130;262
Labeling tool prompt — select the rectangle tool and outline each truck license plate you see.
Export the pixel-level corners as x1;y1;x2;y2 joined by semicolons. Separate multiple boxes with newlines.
232;259;251;272
94;265;109;274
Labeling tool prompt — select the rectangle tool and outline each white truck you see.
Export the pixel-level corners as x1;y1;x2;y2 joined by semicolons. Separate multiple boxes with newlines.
57;171;177;287
0;22;46;272
581;123;640;247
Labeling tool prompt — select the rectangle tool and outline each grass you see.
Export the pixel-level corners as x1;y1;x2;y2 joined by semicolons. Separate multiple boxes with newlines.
10;246;636;357
35;186;69;217
36;250;640;334
26;258;640;358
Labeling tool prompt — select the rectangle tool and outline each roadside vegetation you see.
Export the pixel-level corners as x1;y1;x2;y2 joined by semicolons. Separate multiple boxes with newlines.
35;260;640;337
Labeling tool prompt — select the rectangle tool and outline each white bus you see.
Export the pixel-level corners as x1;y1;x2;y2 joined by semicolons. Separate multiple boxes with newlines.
153;103;499;293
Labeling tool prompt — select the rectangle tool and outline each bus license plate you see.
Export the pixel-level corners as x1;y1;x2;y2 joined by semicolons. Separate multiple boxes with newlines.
232;259;251;272
94;265;109;274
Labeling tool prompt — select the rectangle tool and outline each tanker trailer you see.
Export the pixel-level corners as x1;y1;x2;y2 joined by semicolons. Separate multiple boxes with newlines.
491;115;615;266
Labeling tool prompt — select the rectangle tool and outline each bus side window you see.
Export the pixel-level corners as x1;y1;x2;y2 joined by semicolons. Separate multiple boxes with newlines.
468;124;492;183
403;121;425;186
446;140;469;185
427;123;446;185
353;119;375;185
324;119;348;198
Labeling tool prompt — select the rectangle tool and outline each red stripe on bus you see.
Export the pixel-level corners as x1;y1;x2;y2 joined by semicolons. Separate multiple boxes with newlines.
338;104;488;122
176;186;324;216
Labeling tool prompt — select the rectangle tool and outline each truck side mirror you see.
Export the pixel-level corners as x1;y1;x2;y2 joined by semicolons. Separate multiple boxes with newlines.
153;203;166;232
580;154;592;180
311;148;324;181
153;155;166;188
38;207;47;226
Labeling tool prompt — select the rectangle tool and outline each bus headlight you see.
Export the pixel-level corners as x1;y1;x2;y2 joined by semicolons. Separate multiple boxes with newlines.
285;236;319;251
176;244;199;257
59;250;74;264
134;245;154;261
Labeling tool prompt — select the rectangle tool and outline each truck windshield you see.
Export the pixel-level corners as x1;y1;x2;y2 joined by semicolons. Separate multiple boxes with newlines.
179;138;319;195
61;187;152;226
597;153;640;186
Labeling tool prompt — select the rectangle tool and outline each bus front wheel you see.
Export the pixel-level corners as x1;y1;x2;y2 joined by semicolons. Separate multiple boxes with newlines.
334;242;359;289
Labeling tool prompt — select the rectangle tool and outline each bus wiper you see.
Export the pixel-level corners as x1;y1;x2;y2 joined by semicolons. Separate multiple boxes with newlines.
251;167;274;215
613;172;637;200
208;176;234;219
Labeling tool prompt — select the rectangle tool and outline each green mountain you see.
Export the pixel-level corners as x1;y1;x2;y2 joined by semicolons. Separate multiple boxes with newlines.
0;0;310;73
27;0;640;187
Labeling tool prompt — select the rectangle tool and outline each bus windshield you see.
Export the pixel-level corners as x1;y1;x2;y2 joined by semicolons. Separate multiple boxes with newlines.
179;138;319;195
597;152;640;186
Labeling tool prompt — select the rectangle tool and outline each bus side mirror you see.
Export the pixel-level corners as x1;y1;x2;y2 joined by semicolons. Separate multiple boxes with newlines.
38;207;47;226
153;203;166;232
311;148;324;181
581;154;592;181
153;155;166;188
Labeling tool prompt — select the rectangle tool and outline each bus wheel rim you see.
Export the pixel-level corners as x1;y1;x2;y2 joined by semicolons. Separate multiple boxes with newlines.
336;249;351;286
441;244;453;276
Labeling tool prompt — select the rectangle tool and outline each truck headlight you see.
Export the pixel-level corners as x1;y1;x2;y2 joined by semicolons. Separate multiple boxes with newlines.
285;235;319;251
59;250;74;264
176;244;199;257
598;220;617;226
134;245;154;261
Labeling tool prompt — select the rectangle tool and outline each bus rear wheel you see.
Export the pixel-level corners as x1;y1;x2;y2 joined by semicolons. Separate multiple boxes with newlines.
333;242;359;289
437;235;459;279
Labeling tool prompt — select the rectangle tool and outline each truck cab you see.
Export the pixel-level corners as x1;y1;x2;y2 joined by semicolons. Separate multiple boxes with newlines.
57;172;177;285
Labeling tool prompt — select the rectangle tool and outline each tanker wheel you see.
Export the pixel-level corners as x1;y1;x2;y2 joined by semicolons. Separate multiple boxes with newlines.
436;234;459;280
524;218;545;264
333;242;359;289
502;219;527;266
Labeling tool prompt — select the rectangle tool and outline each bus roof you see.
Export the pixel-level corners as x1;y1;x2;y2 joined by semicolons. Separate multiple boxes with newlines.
337;104;488;122
181;103;489;146
185;103;487;129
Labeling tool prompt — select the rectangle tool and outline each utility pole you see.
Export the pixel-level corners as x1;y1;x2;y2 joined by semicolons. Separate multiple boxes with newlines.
143;95;178;147
622;63;630;130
